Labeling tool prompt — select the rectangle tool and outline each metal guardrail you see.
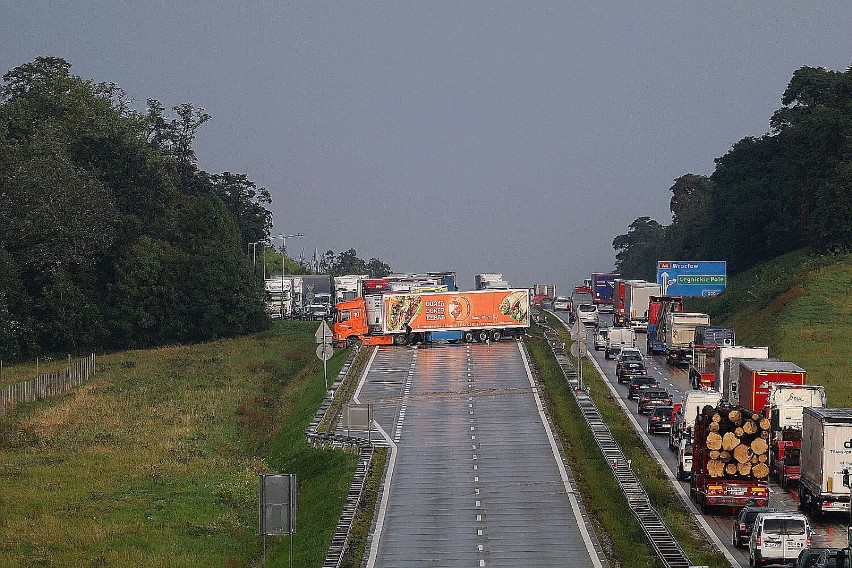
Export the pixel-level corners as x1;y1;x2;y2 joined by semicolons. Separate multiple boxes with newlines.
305;344;377;568
538;319;693;568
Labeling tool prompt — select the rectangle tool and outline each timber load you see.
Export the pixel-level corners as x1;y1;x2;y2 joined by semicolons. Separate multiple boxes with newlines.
697;405;770;479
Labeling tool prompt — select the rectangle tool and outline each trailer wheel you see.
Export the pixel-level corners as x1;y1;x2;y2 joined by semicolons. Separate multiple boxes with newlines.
476;330;489;343
463;331;475;343
393;334;407;345
491;330;501;342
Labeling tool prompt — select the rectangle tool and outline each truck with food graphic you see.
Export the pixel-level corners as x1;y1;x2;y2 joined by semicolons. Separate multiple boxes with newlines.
332;289;530;346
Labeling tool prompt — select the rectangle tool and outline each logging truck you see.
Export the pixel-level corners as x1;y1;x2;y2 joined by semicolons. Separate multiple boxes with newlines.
690;404;770;514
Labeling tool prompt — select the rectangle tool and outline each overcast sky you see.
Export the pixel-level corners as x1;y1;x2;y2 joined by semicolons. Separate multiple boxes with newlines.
3;2;851;292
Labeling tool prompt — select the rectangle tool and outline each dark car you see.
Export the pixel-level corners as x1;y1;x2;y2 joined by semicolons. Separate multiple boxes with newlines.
732;506;777;548
814;549;850;568
795;549;831;568
647;405;674;434
638;389;672;414
616;349;646;384
627;376;659;400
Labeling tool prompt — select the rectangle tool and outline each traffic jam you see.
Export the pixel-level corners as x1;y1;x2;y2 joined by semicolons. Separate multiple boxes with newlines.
544;264;851;568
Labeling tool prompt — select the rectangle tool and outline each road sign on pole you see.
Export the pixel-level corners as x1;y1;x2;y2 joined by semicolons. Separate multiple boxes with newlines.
259;473;297;568
315;321;333;390
315;320;333;344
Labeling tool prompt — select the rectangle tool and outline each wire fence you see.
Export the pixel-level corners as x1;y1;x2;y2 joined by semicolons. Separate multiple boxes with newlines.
0;354;97;415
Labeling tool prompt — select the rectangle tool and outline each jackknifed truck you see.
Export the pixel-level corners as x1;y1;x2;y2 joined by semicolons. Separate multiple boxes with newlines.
690;404;770;514
798;407;852;517
332;289;530;346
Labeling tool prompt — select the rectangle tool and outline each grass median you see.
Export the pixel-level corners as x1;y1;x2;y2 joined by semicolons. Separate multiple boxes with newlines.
540;313;729;568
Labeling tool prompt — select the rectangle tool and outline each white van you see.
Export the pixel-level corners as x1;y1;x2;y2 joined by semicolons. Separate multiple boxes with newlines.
748;512;811;567
576;303;598;326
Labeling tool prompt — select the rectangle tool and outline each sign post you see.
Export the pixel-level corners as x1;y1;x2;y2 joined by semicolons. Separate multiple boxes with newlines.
315;321;334;391
259;473;297;568
657;261;727;297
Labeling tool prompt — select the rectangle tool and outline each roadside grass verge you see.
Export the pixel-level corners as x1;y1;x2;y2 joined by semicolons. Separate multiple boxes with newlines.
535;315;728;568
524;325;658;567
686;250;852;407
0;357;78;387
0;321;357;568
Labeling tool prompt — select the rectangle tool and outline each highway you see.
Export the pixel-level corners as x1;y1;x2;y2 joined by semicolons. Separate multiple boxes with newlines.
550;309;849;567
350;342;607;568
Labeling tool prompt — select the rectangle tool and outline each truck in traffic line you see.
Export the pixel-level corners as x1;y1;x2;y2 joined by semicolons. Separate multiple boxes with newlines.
798;407;852;517
646;295;684;353
532;284;557;306
715;348;772;400
662;312;710;366
624;281;661;332
332;289;530;346
334;275;368;304
767;384;827;489
688;326;737;389
731;360;806;415
669;389;722;451
591;272;618;312
690;404;770;514
604;327;636;359
475;273;510;290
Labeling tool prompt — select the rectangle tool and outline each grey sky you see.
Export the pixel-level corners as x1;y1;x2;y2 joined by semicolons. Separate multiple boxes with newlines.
3;2;851;292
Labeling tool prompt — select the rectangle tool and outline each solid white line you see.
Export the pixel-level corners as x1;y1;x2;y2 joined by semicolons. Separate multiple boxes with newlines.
352;347;399;568
580;336;740;568
365;420;396;568
518;342;604;568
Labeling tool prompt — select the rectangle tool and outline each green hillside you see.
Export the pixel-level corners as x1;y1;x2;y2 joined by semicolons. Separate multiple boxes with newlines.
686;250;852;407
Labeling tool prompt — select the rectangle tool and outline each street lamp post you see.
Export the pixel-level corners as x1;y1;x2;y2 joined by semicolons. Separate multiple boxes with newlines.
273;233;305;318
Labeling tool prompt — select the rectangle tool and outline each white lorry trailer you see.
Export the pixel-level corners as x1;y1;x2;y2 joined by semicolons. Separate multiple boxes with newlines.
663;312;710;365
624;282;661;332
669;389;722;451
798;407;852;517
717;351;772;403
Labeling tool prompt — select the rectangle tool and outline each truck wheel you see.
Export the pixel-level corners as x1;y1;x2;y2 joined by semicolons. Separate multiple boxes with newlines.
393;334;407;346
491;330;501;342
463;331;475;343
476;330;489;343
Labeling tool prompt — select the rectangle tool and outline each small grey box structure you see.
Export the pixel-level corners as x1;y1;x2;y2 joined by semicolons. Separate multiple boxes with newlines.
259;474;297;536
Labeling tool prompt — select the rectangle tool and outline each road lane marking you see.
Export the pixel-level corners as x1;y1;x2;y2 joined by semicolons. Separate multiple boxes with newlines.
517;342;604;568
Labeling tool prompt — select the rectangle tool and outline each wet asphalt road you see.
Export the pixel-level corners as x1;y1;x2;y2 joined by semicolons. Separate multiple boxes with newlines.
352;341;604;568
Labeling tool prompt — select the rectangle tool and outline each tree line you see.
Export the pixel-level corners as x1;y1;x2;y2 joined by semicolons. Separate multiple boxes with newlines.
0;57;275;359
613;65;852;281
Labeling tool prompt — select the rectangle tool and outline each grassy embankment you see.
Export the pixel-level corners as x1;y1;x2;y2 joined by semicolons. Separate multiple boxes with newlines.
0;321;357;568
0;358;76;387
529;317;728;568
685;249;852;407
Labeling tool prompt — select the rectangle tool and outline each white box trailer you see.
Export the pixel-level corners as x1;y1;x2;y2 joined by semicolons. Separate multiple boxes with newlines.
664;312;710;365
714;347;771;401
334;275;368;304
768;384;827;432
624;282;661;331
798;407;852;516
669;389;722;450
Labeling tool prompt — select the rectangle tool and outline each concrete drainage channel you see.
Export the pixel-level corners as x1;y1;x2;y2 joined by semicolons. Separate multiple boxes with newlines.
538;320;694;568
305;344;376;568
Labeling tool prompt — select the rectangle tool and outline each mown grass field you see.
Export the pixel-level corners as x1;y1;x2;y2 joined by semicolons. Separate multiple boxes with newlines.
0;321;356;567
531;316;729;568
686;250;852;407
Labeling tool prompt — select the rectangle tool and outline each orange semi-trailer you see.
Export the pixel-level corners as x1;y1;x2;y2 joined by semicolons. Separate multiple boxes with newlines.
332;289;530;346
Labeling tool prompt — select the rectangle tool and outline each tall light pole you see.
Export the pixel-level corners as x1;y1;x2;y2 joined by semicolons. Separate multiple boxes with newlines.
273;233;304;318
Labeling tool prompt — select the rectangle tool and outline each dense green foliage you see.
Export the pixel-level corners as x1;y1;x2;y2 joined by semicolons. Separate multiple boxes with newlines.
614;66;852;279
0;57;272;359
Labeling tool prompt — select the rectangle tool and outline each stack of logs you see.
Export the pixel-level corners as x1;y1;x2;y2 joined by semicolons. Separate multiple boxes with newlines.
700;405;771;479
